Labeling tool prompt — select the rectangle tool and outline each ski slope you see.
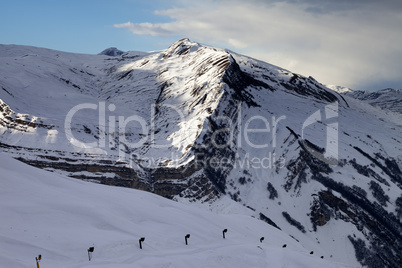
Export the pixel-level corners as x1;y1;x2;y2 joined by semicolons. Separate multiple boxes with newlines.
0;153;352;268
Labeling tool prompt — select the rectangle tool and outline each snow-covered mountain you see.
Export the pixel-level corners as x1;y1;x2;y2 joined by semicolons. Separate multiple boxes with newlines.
99;47;125;57
327;86;402;114
326;85;353;94
1;39;402;268
343;88;402;114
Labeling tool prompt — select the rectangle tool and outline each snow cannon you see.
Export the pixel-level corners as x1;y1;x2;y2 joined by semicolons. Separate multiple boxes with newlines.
222;229;228;239
139;237;145;249
35;254;42;268
87;247;94;261
185;234;190;245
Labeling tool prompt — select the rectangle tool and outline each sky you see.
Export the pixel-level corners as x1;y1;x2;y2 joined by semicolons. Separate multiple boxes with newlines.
1;0;401;91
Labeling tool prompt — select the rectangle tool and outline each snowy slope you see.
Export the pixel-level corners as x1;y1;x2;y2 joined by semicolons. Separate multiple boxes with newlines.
1;39;402;268
208;53;402;267
0;153;351;268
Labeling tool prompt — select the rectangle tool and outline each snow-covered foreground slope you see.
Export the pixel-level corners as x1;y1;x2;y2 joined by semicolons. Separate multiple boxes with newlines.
0;153;350;268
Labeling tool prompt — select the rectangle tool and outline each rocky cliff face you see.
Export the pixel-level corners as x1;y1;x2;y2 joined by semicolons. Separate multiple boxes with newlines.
1;39;402;267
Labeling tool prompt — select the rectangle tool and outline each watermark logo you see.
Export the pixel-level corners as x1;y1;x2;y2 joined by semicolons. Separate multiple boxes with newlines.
63;100;339;171
301;102;338;166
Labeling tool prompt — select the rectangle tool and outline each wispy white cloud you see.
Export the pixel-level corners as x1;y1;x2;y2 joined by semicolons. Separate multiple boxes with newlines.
113;22;174;36
114;0;402;90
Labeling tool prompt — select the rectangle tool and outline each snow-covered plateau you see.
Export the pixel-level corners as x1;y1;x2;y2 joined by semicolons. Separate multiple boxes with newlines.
1;38;402;267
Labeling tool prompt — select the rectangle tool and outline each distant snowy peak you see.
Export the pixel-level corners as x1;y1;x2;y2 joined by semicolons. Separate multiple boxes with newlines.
326;84;353;93
98;47;124;56
327;85;401;114
344;88;402;114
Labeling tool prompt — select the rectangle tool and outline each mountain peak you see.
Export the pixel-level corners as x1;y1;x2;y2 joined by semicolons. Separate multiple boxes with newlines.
163;38;202;58
99;47;124;56
326;84;353;93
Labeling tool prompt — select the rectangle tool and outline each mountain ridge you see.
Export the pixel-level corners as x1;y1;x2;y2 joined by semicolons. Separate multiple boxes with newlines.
327;85;402;114
344;88;402;114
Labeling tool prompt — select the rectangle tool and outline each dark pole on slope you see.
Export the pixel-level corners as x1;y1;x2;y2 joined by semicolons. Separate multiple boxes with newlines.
87;247;94;261
185;234;190;245
222;229;228;239
139;237;145;249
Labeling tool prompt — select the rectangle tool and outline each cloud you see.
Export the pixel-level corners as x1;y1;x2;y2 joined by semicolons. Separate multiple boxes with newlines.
113;22;173;36
259;0;402;14
114;0;402;90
